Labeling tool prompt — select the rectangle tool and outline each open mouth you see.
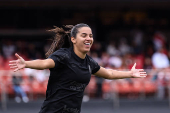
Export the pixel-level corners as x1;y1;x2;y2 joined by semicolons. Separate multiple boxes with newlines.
84;43;91;45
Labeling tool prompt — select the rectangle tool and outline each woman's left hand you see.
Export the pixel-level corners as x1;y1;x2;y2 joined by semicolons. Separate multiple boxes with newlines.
131;63;147;78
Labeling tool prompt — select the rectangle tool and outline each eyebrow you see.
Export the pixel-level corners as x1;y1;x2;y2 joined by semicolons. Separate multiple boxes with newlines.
81;33;93;35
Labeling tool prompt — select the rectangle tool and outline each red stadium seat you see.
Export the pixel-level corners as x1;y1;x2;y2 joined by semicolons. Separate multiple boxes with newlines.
117;80;131;97
143;81;157;95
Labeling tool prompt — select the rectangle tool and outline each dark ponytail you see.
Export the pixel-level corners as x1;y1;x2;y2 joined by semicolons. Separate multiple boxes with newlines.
45;25;73;58
46;23;90;58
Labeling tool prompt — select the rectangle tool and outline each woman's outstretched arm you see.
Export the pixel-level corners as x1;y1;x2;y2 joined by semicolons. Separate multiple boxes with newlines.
9;53;55;72
94;63;147;79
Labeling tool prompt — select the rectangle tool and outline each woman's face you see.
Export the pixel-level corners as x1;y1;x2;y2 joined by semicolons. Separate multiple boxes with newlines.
72;27;93;54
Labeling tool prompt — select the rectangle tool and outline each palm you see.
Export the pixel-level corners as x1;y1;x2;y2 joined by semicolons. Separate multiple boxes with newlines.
16;58;25;69
131;63;147;78
9;53;26;72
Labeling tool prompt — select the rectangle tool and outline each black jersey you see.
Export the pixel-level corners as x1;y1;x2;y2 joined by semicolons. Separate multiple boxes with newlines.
39;47;100;113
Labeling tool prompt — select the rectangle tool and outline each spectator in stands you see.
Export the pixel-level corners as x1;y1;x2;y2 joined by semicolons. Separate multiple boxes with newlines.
90;42;102;57
132;31;144;55
12;73;29;103
27;43;37;60
151;47;169;69
153;32;166;51
2;40;16;59
156;70;167;100
118;38;131;56
91;52;102;65
108;55;122;69
106;41;120;56
151;47;169;99
143;57;153;69
9;23;147;113
101;52;110;67
35;70;49;83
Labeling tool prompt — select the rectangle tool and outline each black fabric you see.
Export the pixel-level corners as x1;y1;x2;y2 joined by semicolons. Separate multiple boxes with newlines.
39;47;100;113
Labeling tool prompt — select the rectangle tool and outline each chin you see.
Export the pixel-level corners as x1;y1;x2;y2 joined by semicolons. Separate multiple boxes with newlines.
83;48;91;53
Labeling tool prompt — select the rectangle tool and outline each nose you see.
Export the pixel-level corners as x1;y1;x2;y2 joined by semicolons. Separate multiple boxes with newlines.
86;36;92;40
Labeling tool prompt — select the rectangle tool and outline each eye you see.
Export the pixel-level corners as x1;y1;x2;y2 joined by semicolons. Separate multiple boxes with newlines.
90;35;93;38
81;34;87;38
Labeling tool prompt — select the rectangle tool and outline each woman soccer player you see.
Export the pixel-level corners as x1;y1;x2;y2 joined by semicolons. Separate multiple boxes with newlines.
9;23;147;113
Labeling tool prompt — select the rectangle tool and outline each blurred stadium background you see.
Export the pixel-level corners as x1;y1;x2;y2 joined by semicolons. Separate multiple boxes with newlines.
0;0;170;113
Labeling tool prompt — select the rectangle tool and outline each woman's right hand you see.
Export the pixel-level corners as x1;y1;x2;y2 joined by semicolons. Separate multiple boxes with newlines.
9;53;26;72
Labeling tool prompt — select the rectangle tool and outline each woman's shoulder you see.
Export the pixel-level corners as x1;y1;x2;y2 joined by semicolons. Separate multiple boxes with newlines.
56;47;71;52
53;47;71;53
86;54;94;62
86;54;99;65
52;48;71;59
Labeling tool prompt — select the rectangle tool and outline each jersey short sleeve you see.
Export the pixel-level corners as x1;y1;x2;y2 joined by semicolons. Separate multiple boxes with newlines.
48;48;70;69
88;56;100;74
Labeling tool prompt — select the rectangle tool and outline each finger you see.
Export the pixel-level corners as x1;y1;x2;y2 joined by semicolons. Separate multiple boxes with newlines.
10;66;18;69
132;63;136;69
9;64;17;66
140;72;146;74
15;53;21;59
138;69;144;72
9;60;17;63
139;76;146;78
14;68;19;72
140;74;147;76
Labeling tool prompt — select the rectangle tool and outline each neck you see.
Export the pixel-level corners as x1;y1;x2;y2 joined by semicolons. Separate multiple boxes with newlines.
73;47;86;59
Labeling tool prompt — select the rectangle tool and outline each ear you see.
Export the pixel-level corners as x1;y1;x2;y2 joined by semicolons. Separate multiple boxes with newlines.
71;37;76;44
